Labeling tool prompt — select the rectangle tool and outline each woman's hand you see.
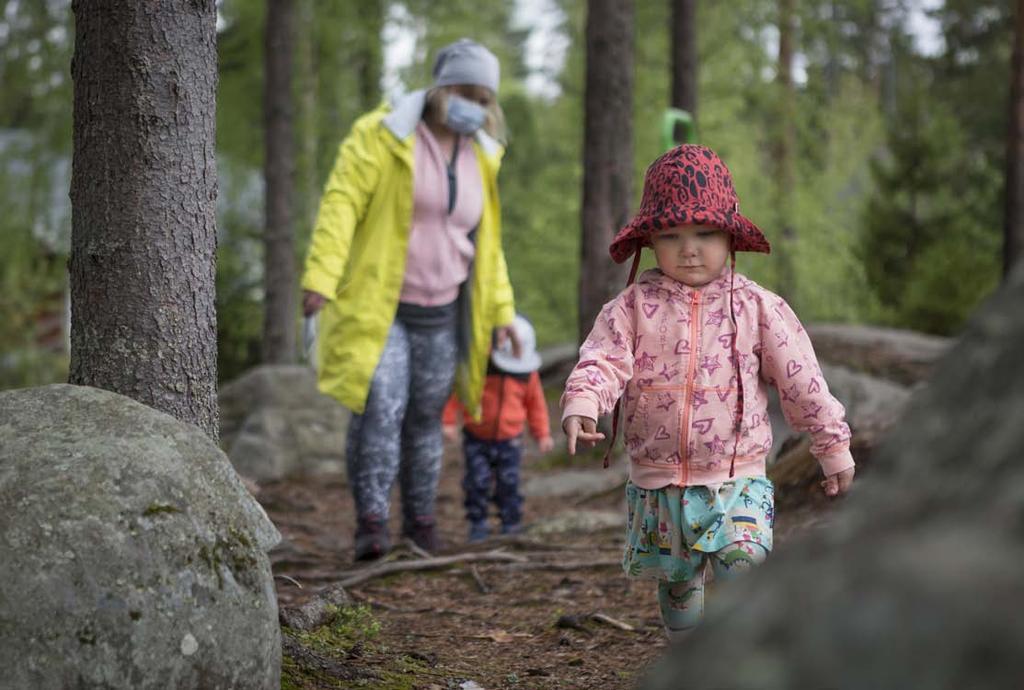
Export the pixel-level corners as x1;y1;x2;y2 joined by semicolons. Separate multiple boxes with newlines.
821;466;855;497
562;416;605;455
495;324;522;358
302;290;327;317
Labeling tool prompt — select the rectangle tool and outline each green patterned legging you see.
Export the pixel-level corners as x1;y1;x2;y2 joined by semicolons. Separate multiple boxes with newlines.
658;541;768;638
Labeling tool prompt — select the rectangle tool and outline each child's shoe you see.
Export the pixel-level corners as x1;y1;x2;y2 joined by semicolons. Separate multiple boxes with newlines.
353;515;390;562
500;522;523;536
402;515;441;554
468;521;490;543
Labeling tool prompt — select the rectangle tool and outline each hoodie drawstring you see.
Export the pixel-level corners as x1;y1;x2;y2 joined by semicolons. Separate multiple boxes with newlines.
728;251;742;478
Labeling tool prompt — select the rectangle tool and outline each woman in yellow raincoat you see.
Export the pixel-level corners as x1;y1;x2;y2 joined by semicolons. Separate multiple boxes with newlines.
301;39;518;561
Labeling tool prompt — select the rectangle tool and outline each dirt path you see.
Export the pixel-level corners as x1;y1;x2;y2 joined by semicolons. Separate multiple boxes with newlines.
265;422;829;689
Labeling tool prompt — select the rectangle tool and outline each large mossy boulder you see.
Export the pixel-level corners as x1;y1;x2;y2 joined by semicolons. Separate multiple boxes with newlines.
219;365;348;482
0;385;282;689
644;268;1024;689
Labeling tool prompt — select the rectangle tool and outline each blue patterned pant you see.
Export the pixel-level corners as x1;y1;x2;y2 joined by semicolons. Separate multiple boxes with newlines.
345;319;457;528
462;431;523;528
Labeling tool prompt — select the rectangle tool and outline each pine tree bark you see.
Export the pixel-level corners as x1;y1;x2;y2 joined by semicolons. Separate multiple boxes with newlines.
68;0;219;438
774;0;798;304
262;0;297;364
358;0;384;113
671;0;698;122
579;0;634;344
295;0;319;247
1005;0;1024;277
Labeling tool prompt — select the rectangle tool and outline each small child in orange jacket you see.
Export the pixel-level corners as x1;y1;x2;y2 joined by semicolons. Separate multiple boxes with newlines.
443;314;553;541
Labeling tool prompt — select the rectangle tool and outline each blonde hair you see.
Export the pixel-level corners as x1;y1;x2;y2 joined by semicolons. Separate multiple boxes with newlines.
424;85;506;144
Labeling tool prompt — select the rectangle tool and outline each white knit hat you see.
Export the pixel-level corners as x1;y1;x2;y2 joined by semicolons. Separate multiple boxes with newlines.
491;314;541;374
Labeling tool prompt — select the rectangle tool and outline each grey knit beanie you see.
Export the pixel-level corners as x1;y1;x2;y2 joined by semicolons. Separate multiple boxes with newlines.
432;38;500;94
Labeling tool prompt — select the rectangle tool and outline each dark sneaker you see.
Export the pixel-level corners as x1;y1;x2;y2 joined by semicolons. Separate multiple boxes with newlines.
353;515;390;562
402;515;440;554
468;521;490;543
501;522;523;536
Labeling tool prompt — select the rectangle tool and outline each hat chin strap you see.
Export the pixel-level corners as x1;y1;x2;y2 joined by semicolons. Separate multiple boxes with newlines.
728;250;741;479
603;249;643;468
626;249;642;285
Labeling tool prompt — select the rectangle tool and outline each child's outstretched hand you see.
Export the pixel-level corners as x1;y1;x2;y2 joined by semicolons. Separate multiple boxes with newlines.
821;467;855;497
537;436;555;453
563;415;605;455
442;424;459;442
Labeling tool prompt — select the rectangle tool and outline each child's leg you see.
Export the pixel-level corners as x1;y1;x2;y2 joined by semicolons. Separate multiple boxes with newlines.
493;438;523;531
658;564;706;641
657;543;767;640
708;541;768;582
462;433;494;535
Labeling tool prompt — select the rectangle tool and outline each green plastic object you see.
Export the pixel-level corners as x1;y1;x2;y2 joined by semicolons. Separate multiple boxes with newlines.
662;108;696;150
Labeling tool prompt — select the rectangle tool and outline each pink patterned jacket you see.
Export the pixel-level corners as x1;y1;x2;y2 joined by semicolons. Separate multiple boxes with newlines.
561;269;854;489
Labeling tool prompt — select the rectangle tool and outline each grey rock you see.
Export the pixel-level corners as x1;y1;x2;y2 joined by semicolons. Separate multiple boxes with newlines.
807;322;952;385
527;510;621;536
521;464;627;499
0;384;282;689
219;364;348;481
819;363;911;434
643;266;1024;689
279;584;351;632
767;364;911;463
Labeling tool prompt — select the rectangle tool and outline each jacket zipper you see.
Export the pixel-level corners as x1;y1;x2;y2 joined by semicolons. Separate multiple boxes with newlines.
679;290;702;485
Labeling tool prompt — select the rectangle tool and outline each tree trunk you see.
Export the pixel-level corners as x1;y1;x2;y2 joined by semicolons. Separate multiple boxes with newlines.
579;0;634;344
294;0;319;250
69;0;219;439
1005;0;1024;277
670;0;698;122
774;0;798;304
358;0;384;113
262;0;297;364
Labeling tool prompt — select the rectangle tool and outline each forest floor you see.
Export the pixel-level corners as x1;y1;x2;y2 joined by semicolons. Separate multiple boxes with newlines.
265;397;835;690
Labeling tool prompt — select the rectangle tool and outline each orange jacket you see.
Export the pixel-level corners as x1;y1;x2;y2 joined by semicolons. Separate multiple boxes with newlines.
443;370;551;442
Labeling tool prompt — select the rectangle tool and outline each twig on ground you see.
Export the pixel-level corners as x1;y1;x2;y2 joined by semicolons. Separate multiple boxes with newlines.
337;549;529;588
589;612;635;631
349;592;486;619
487;559;621;573
477;534;593;552
468;565;491;594
274;574;304;588
399;538;433;560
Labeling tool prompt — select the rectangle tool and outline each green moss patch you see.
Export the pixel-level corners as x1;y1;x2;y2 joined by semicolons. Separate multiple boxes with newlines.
282;605;435;689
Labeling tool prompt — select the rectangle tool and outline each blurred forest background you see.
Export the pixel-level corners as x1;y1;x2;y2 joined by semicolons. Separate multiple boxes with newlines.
0;0;1015;388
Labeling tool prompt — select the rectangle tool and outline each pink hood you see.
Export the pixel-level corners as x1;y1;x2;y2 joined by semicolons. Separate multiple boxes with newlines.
561;269;854;489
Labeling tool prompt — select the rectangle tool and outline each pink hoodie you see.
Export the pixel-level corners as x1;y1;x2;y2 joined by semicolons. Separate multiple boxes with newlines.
561;269;854;489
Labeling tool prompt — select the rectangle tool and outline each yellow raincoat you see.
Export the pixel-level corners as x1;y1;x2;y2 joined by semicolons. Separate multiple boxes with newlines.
301;91;515;417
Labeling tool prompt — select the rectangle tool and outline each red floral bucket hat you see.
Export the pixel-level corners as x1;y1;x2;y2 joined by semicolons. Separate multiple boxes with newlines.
609;144;771;263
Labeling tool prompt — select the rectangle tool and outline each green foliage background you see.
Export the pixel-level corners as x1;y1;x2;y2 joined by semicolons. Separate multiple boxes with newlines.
0;0;1014;387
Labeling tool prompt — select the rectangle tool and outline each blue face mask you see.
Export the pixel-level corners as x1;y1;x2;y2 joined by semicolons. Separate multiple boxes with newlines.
445;94;487;135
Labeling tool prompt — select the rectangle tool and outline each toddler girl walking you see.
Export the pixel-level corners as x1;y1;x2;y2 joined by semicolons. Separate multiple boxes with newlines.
561;144;855;639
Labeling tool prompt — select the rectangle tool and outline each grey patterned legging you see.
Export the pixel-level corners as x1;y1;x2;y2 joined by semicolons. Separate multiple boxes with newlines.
345;319;457;527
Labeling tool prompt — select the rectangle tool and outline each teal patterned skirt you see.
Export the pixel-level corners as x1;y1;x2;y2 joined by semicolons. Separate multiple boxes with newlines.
623;477;775;583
